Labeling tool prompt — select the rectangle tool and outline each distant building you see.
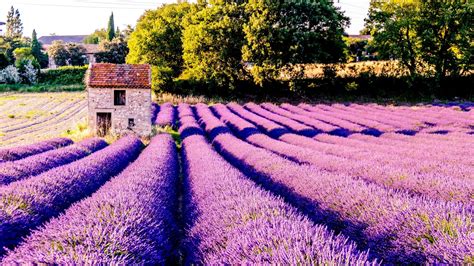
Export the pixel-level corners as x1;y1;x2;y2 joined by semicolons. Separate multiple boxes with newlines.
86;63;152;137
39;35;99;68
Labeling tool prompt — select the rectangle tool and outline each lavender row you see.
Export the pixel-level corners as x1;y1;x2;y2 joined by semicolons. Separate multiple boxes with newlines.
240;103;472;175
0;138;73;163
0;136;143;255
2;135;178;264
0;138;108;186
215;104;473;202
260;103;369;134
154;102;176;127
178;104;374;264
195;103;473;264
305;104;397;133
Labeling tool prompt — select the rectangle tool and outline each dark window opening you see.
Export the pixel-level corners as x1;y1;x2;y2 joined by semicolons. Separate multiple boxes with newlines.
128;118;135;128
114;90;126;106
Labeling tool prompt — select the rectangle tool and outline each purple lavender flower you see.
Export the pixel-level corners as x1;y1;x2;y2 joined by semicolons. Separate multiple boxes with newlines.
178;103;376;265
0;138;108;186
0;136;143;255
1;135;177;264
0;138;73;162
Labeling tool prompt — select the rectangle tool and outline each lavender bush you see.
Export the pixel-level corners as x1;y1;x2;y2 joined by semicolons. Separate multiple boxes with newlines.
2;135;178;264
155;102;176;127
0;136;143;255
0;138;73;163
195;103;474;264
0;138;108;186
178;103;375;265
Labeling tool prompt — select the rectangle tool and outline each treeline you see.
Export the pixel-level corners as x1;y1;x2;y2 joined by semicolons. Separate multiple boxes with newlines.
127;0;472;99
126;0;348;94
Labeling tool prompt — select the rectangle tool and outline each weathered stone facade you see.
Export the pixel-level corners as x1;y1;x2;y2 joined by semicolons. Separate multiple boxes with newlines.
86;63;152;137
88;87;151;137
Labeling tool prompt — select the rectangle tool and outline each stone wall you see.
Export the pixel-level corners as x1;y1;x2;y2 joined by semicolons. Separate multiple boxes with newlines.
88;87;152;137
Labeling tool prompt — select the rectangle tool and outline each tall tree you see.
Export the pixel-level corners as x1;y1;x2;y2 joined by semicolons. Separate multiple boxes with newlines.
107;12;115;41
30;29;48;68
6;6;23;38
127;3;193;91
365;0;473;79
242;0;349;86
181;0;247;89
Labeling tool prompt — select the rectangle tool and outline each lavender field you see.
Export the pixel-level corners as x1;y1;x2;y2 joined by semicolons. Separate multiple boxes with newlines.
0;101;473;264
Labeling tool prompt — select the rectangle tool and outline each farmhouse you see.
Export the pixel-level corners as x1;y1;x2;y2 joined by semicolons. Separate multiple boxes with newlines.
86;63;152;137
39;35;99;69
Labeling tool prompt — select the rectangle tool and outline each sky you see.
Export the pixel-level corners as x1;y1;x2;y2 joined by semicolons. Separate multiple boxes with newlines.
0;0;370;38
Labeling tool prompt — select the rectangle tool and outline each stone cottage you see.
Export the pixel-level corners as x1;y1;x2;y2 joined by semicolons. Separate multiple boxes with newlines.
86;63;152;137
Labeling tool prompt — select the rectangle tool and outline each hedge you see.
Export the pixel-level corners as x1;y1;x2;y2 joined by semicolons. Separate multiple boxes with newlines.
38;66;88;85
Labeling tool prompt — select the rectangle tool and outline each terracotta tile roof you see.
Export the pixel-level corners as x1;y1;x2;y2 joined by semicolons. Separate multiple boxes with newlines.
86;63;151;89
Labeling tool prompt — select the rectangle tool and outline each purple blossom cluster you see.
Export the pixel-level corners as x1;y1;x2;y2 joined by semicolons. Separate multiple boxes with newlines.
0;138;73;163
0;138;108;186
0;100;470;264
0;136;143;255
154;102;176;127
2;135;178;264
212;104;473;203
194;103;473;264
178;103;375;264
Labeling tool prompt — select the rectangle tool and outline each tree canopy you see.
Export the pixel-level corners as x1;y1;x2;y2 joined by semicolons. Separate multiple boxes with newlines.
365;0;473;79
126;3;194;91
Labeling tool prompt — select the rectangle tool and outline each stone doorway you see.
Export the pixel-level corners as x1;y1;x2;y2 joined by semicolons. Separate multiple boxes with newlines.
97;112;112;137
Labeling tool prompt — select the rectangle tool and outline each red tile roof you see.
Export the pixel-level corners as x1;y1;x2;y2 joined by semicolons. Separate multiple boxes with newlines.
86;63;151;89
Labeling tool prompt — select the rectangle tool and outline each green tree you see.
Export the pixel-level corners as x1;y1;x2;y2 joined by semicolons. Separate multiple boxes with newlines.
181;0;247;89
242;0;349;86
127;2;193;91
66;43;87;66
95;38;129;64
31;30;48;68
107;12;115;41
84;29;107;44
47;41;87;67
365;0;473;79
47;41;69;67
6;6;23;38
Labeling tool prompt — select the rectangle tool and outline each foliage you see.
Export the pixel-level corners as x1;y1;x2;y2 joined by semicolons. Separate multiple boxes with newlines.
83;29;107;44
181;0;247;90
344;37;377;62
0;65;21;84
95;38;129;64
0;36;29;64
65;43;87;66
6;6;23;39
47;41;69;67
47;41;87;67
127;2;193;91
18;59;39;84
31;30;48;68
0;54;8;69
107;12;115;41
38;65;87;85
365;0;473;80
242;0;349;86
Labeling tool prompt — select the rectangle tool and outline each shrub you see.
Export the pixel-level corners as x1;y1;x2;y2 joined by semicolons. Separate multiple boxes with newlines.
38;65;87;85
0;65;21;84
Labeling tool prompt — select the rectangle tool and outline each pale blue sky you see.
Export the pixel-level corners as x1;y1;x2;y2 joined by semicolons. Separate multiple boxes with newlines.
0;0;370;38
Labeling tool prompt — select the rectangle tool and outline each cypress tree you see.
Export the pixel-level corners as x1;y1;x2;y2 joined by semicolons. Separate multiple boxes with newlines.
6;6;23;38
107;12;115;41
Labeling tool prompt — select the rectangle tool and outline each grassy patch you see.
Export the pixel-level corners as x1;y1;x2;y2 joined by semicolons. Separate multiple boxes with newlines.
154;125;182;148
0;84;85;93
